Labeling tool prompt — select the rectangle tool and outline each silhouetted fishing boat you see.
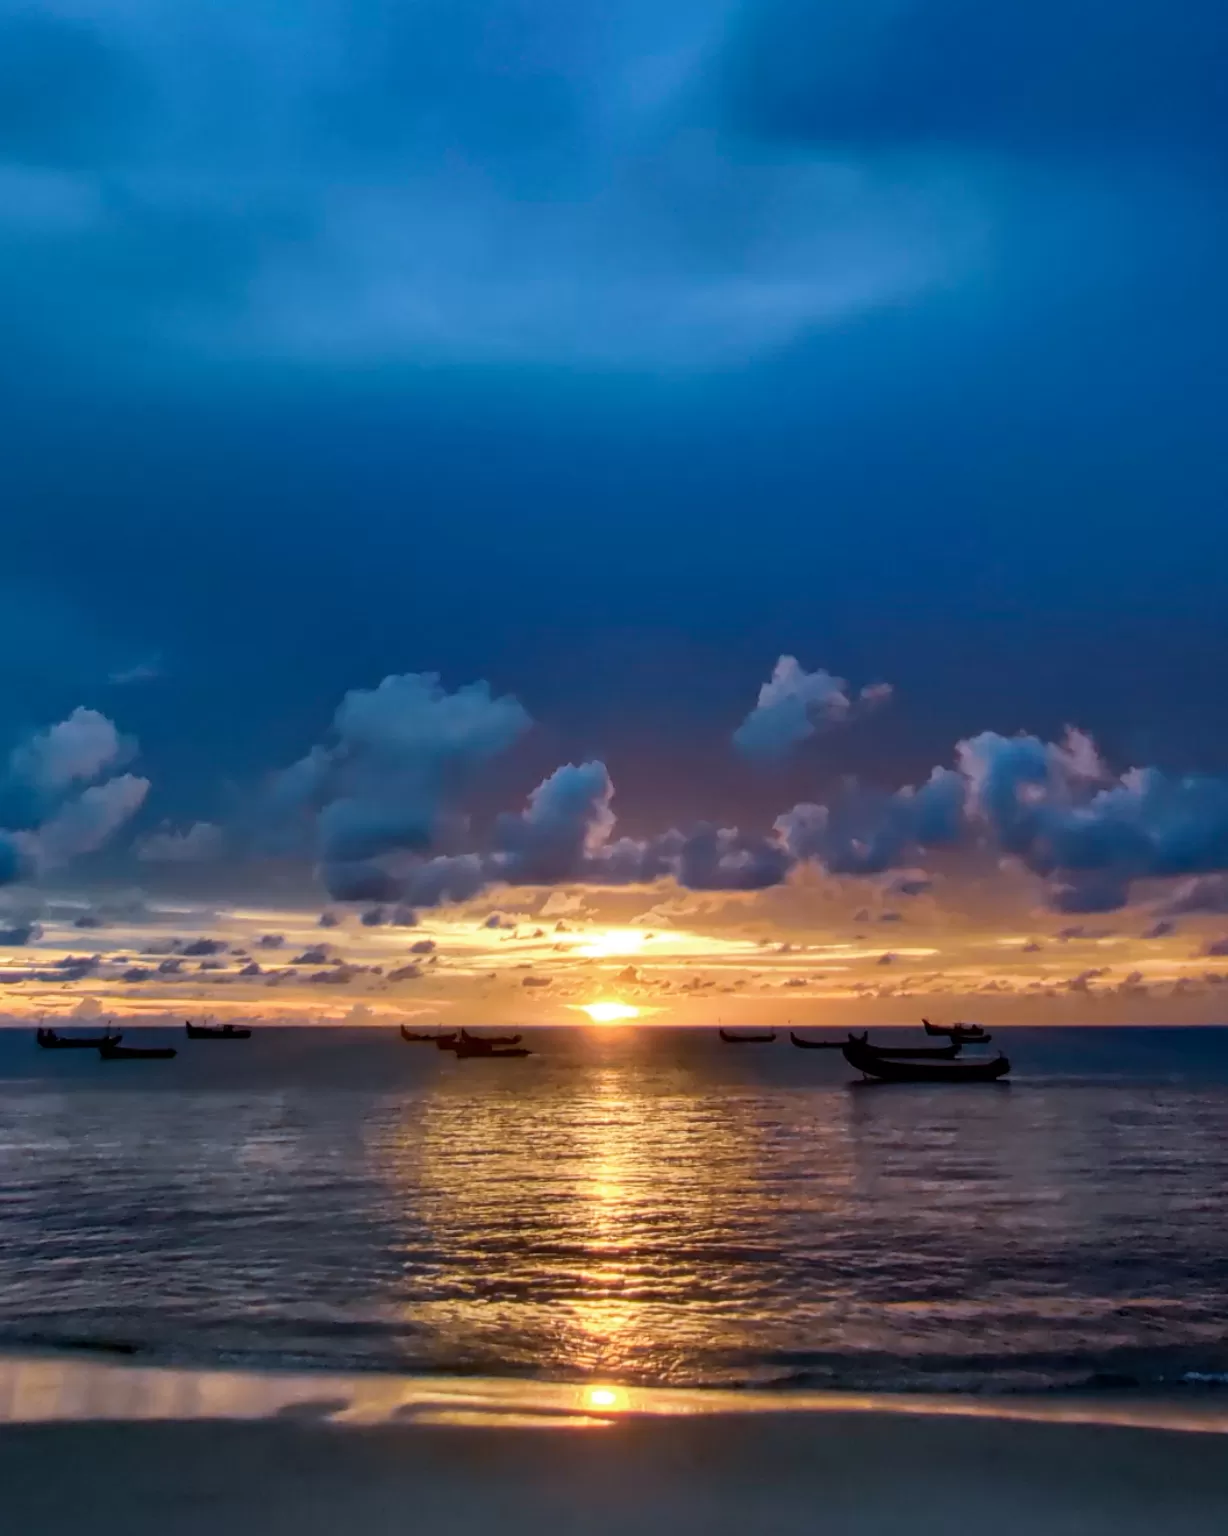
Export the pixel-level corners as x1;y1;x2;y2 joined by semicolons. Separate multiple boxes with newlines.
185;1021;251;1040
789;1032;844;1049
847;1032;963;1060
843;1038;1009;1083
719;1028;776;1043
401;1026;457;1044
36;1026;121;1050
455;1041;531;1059
460;1027;522;1047
98;1038;177;1061
923;1018;991;1042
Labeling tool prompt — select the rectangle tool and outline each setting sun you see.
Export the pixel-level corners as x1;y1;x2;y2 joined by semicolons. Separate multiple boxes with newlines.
575;928;650;959
575;1002;641;1025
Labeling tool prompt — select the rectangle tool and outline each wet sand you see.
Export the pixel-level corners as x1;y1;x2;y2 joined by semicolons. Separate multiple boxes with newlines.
4;1409;1228;1535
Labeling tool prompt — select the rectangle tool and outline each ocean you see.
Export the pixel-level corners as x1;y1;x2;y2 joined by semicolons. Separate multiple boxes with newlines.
3;1024;1228;1397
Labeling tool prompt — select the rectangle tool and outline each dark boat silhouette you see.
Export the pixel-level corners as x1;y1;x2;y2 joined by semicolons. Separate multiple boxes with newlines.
98;1038;177;1061
789;1032;844;1049
719;1028;776;1044
923;1018;991;1042
460;1027;522;1047
843;1037;1009;1083
185;1021;251;1040
401;1026;457;1044
36;1026;121;1050
846;1031;963;1060
454;1039;531;1059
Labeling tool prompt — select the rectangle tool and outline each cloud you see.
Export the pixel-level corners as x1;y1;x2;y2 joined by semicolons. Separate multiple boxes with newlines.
108;656;163;686
308;966;356;985
493;761;616;884
275;672;529;869
138;817;222;866
31;773;150;867
9;706;129;794
360;907;386;926
409;939;436;954
775;768;963;876
955;728;1228;910
181;937;227;956
1203;938;1228;958
1157;875;1228;916
1143;920;1175;939
386;962;423;982
257;933;285;948
292;945;332;965
522;974;552;987
136;820;223;863
237;961;262;976
0;921;41;945
733;657;892;758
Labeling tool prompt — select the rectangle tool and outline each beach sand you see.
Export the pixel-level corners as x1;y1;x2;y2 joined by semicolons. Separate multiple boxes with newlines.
4;1406;1228;1534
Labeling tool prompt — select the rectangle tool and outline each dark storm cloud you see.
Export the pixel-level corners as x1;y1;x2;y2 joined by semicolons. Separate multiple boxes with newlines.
0;921;41;945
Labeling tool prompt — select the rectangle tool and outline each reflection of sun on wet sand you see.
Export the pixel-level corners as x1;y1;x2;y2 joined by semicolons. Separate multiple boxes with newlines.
3;1356;1228;1535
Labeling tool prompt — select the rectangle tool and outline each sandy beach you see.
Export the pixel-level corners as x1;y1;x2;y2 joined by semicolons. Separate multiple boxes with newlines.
2;1357;1228;1534
6;1410;1228;1535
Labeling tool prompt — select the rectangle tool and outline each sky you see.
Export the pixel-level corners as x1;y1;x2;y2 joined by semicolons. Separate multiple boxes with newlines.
3;0;1228;1025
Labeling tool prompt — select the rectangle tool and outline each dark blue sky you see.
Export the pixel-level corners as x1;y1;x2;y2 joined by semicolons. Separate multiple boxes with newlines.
3;0;1227;863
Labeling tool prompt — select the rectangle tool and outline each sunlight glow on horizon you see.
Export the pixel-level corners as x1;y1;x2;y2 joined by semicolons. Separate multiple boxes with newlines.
575;1002;641;1024
575;928;651;959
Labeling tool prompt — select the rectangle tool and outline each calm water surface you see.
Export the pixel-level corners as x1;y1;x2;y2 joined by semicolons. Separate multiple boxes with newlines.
2;1025;1228;1395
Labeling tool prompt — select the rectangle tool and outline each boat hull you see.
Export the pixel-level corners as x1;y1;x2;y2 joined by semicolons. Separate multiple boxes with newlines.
843;1041;1009;1083
99;1044;177;1061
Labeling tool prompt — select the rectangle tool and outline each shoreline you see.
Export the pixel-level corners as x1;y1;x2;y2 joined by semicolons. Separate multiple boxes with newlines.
4;1357;1228;1532
3;1350;1228;1435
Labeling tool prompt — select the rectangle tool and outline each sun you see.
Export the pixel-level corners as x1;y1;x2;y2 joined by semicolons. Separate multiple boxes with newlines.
575;1001;641;1025
575;928;650;959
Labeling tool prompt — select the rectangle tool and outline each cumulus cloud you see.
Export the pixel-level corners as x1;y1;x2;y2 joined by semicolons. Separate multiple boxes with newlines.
257;933;285;948
136;820;223;863
181;937;227;957
775;769;963;876
958;727;1228;910
386;962;422;982
9;707;129;793
292;945;332;965
274;672;529;879
733;657;892;758
31;773;149;868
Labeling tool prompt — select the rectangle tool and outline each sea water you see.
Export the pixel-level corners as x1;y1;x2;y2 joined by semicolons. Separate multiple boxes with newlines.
3;1025;1228;1396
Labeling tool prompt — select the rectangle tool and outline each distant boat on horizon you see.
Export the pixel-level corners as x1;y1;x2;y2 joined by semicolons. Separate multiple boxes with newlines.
185;1020;251;1040
719;1027;776;1044
36;1024;121;1050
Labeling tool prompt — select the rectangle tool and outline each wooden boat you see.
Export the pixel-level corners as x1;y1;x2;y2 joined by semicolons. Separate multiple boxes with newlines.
185;1021;251;1040
923;1018;990;1041
843;1038;1009;1083
454;1041;531;1059
719;1028;776;1043
98;1038;177;1061
436;1035;461;1051
460;1028;522;1047
847;1032;963;1060
401;1026;457;1044
36;1026;121;1050
789;1032;845;1049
